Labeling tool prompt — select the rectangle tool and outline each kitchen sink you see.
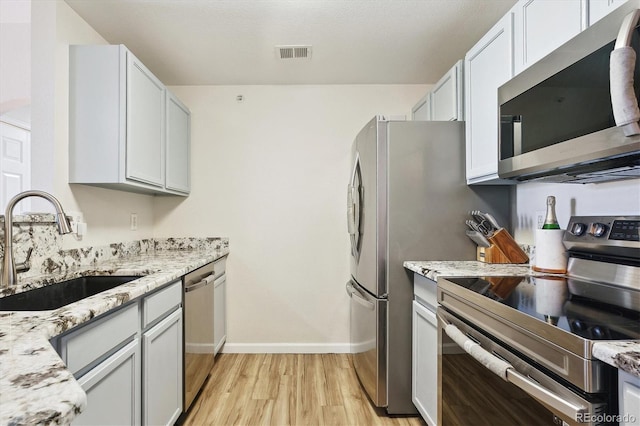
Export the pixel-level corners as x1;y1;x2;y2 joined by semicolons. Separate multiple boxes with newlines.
0;275;141;311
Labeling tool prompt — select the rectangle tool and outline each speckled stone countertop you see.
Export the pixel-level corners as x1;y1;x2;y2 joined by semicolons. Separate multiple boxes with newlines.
0;245;229;426
404;260;640;379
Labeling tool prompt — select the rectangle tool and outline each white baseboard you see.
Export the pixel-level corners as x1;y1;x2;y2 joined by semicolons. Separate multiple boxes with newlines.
186;343;215;353
221;342;352;354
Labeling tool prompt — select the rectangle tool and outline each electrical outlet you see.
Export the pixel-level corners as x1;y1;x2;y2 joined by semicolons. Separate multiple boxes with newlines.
536;210;545;229
66;211;83;234
130;213;138;231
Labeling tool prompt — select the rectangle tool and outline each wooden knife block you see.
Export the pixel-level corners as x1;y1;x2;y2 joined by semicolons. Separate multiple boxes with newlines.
476;229;529;264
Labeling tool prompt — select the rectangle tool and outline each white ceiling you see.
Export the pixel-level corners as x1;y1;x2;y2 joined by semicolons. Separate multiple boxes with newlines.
64;0;517;86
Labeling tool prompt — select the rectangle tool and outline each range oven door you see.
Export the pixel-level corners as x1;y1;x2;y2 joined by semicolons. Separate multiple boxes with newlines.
347;279;387;407
437;307;609;426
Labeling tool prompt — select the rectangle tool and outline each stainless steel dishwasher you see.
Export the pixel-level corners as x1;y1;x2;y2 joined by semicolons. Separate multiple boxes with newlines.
183;262;216;412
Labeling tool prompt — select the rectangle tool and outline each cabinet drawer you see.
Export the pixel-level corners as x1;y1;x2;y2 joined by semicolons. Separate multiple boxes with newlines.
142;280;181;329
61;303;138;376
213;257;226;279
413;274;437;311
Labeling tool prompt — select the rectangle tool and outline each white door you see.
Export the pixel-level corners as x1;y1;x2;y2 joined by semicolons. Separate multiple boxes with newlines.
589;0;627;26
412;300;438;426
126;52;165;187
0;120;31;213
431;61;463;121
143;308;183;426
514;0;586;74
74;339;141;426
465;12;514;184
213;275;226;355
165;91;190;193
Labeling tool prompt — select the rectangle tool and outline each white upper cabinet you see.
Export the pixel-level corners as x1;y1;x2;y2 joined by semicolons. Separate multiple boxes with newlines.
125;53;165;187
165;91;191;194
411;93;432;121
412;61;463;122
69;44;190;196
464;11;514;184
513;0;587;75
589;0;628;26
431;60;464;121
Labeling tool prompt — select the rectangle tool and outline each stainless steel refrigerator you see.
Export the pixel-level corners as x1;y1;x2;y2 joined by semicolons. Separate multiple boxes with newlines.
345;116;511;414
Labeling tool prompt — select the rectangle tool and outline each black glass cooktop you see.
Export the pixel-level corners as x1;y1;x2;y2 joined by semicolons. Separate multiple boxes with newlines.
445;276;640;341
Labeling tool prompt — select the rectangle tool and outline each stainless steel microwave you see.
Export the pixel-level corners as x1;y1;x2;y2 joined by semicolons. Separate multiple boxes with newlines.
498;2;640;183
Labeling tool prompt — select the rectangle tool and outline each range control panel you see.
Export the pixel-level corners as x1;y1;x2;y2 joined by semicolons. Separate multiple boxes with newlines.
563;216;640;256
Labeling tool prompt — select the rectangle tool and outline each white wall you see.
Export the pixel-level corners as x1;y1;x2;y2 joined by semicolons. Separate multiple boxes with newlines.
153;85;428;352
28;0;156;248
513;180;640;244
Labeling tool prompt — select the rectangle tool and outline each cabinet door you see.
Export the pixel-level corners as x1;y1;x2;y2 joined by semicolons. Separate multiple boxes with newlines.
143;308;183;426
74;339;141;426
126;51;165;187
465;12;514;184
514;0;586;75
412;301;437;426
589;0;627;26
431;61;463;121
619;370;640;426
412;93;431;121
166;91;191;193
213;275;226;355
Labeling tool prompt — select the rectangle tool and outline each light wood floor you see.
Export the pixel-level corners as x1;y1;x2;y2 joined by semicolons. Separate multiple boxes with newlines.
183;353;426;426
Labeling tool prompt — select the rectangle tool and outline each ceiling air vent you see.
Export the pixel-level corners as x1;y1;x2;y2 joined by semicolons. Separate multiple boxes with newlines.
276;45;312;60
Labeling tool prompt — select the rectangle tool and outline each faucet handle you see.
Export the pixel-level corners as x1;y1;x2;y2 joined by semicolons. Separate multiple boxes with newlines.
15;247;34;274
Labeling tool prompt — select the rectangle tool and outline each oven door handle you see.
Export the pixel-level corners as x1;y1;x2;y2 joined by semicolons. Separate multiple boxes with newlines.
505;369;588;423
437;312;589;422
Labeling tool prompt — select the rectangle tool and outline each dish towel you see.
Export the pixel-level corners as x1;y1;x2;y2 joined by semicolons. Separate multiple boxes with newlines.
611;46;640;136
444;323;512;380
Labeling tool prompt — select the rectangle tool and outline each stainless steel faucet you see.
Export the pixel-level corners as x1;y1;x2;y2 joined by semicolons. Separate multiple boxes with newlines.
1;190;72;288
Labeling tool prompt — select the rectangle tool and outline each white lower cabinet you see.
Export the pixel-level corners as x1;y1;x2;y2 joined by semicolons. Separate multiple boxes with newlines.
412;301;438;426
619;370;640;426
55;280;184;425
143;308;183;426
74;339;141;426
412;274;439;425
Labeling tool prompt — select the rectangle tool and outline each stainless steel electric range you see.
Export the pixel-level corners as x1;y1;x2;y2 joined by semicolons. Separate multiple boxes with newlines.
437;216;639;426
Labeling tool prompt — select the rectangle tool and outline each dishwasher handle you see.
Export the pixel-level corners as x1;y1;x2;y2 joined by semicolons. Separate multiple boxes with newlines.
437;311;589;422
185;273;215;293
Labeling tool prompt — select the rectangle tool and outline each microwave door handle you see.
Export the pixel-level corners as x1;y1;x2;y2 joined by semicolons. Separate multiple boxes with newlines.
615;9;640;49
439;313;589;422
611;9;640;136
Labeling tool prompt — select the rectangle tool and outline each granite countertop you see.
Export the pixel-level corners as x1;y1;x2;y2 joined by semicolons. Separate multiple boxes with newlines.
0;246;229;426
404;260;640;379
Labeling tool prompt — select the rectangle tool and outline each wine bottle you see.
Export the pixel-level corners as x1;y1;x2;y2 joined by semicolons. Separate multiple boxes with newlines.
542;196;560;229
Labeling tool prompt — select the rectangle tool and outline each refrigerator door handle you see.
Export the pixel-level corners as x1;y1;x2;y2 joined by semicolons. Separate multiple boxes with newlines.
346;280;375;310
347;154;362;259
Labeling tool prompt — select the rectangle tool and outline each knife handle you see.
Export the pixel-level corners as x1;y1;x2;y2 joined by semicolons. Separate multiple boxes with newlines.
487;229;529;264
